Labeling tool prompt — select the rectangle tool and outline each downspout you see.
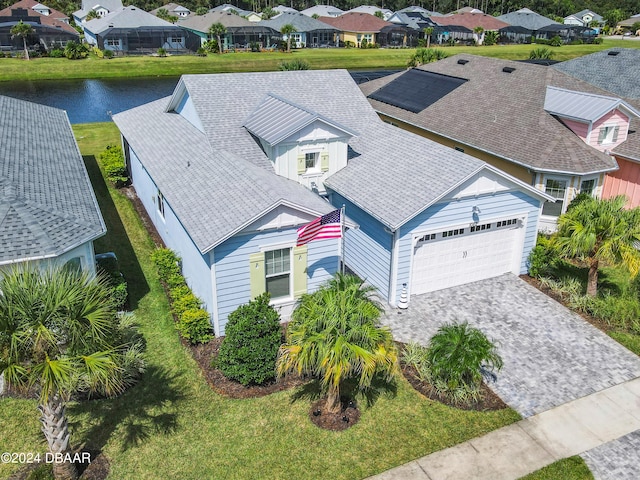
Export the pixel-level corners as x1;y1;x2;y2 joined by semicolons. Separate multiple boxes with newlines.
209;250;221;337
388;227;400;307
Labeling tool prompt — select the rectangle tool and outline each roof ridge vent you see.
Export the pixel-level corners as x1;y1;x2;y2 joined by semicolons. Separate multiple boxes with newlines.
457;59;469;65
608;51;620;56
502;66;516;73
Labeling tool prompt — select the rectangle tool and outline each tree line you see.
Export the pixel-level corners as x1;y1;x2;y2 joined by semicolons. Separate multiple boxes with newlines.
1;0;636;25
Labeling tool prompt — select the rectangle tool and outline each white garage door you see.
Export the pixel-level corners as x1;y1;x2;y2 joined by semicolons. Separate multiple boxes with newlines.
410;217;524;295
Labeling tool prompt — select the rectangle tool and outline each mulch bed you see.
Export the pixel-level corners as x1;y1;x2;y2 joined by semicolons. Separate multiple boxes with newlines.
520;274;613;333
123;186;165;248
187;337;305;399
308;398;361;431
401;364;509;411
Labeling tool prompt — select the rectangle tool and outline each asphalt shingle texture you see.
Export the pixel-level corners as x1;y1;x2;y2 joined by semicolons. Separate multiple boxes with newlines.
0;96;106;264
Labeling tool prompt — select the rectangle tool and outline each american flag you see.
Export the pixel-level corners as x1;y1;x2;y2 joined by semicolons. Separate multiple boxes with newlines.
296;209;342;246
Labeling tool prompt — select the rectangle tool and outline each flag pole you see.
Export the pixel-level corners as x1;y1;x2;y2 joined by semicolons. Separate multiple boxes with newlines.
340;204;345;275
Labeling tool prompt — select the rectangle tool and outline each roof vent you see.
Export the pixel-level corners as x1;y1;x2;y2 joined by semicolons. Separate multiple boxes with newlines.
457;59;469;65
502;66;516;73
608;51;620;56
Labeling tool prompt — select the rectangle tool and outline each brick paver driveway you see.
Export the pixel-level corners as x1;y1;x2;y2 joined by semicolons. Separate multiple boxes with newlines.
383;274;640;417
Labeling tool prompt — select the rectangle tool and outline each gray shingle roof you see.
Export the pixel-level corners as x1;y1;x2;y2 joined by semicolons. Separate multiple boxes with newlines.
496;9;559;30
361;54;618;175
552;49;640;100
116;69;526;241
260;12;340;32
0;96;106;264
85;6;178;34
243;93;356;146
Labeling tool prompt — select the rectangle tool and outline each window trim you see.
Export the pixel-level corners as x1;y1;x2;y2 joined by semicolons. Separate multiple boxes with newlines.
261;245;294;303
157;189;165;219
541;177;569;217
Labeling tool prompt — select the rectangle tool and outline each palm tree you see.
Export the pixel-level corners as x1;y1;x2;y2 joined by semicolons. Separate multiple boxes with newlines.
0;265;135;480
473;26;485;45
208;22;226;54
407;47;447;67
555;195;640;296
280;23;297;53
11;20;33;60
422;26;434;49
277;274;399;413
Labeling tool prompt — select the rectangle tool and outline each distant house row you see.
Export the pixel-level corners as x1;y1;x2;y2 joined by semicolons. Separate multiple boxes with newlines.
3;0;633;54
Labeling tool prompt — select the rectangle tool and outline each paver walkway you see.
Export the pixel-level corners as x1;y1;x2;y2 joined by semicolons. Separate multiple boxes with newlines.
382;274;640;417
369;378;640;480
372;274;640;479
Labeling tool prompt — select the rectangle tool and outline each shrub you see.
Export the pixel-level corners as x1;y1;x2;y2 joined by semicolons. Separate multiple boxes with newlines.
64;41;89;59
402;342;432;381
217;293;282;385
572;293;640;333
278;59;310;70
196;47;207;56
172;291;202;317
569;39;583;45
100;145;129;187
49;48;64;58
527;235;558;278
592;37;603;44
169;284;190;302
344;40;355;48
96;253;128;310
203;39;218;53
427;322;502;400
151;248;181;281
111;280;128;310
566;192;592;211
166;273;185;289
483;31;498;46
157;47;167;57
177;308;213;344
529;47;554;60
103;49;114;59
550;35;562;46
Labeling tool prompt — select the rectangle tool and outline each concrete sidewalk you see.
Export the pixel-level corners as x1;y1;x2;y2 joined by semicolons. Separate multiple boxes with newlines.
369;377;640;480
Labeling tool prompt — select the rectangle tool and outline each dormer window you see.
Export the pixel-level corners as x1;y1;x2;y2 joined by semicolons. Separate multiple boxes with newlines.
305;152;318;171
598;125;619;145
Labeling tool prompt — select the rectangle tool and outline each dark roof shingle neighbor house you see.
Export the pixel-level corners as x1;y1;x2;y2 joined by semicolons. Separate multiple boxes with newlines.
360;54;638;230
0;0;79;50
113;69;551;334
0;96;105;271
554;49;640;207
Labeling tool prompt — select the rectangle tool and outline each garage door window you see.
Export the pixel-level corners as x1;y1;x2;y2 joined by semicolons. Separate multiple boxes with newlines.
542;179;567;217
470;223;491;232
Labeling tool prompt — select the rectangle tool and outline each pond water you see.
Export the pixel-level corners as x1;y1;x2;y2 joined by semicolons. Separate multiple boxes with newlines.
0;70;400;124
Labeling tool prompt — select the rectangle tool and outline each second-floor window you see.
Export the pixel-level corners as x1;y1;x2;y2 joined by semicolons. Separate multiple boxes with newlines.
305;152;318;171
598;125;619;145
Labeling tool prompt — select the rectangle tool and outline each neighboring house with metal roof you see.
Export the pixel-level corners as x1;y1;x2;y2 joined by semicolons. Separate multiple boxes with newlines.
179;11;279;49
260;12;339;47
72;0;122;24
113;69;551;333
0;95;106;273
0;0;78;50
359;54;634;231
319;12;407;46
83;6;200;53
300;4;343;18
554;49;640;207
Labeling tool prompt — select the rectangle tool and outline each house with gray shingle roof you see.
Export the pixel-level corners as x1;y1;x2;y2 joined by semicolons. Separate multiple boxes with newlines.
83;6;200;53
300;4;343;18
113;69;551;332
73;0;122;24
497;7;559;31
553;49;640;208
564;9;604;28
0;96;105;272
260;12;339;47
359;53;640;231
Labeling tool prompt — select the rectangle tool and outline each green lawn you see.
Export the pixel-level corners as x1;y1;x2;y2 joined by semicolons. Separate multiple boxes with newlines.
520;456;594;480
0;121;521;479
0;39;637;82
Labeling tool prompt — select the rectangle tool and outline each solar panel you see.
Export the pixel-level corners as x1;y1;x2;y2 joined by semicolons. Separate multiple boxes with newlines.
367;69;467;113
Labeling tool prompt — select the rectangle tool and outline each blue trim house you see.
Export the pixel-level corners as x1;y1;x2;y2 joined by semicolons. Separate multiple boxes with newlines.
113;70;551;335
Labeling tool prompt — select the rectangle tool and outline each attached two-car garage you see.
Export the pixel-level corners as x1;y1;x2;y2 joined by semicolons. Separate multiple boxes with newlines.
410;216;526;295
